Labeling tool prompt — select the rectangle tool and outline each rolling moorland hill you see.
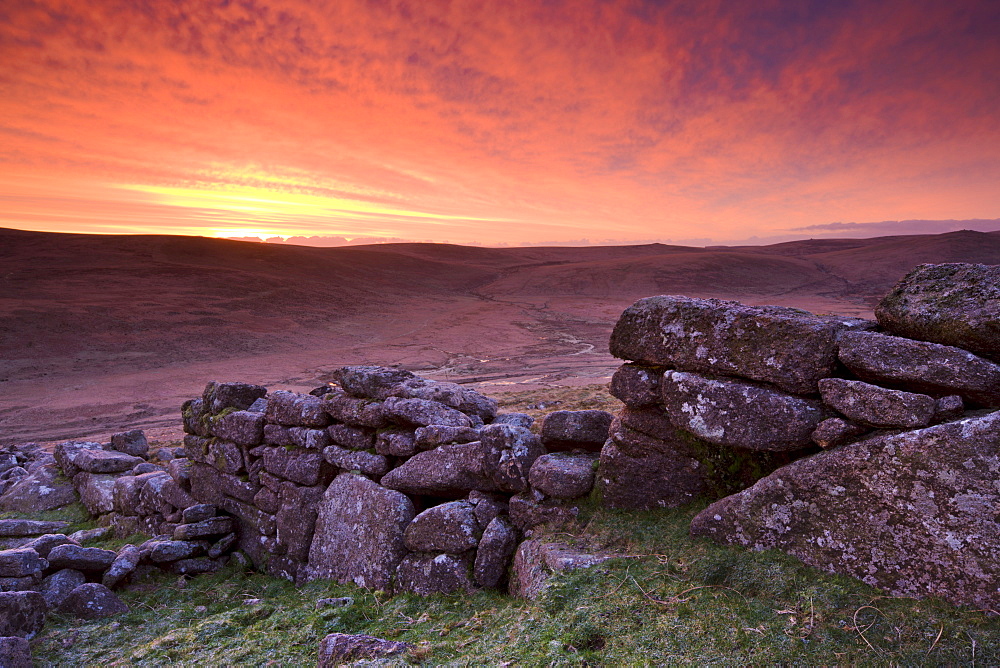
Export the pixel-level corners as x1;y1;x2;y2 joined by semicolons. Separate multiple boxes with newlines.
2;227;1000;444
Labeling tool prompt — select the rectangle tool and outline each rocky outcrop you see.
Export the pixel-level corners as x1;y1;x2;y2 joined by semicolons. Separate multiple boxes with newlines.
875;263;1000;362
691;411;1000;609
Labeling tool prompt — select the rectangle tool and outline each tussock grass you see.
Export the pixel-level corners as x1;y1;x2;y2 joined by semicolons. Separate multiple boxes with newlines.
20;385;1000;664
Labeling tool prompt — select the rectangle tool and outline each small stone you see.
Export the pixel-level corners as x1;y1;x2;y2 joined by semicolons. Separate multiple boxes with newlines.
395;553;474;595
414;425;481;449
173;517;234;540
819;378;935;429
149;541;204;563
315;596;354;609
0;520;70;537
0;549;46;579
102;545;141;588
181;504;217;524
473;516;518;589
57;583;128;619
317;632;412;665
326;424;375;451
207;533;237;559
528;453;598;499
209;410;265;446
39;569;87;609
132;462;158;475
810;418;868;449
541;410;613;451
933;395;965;423
374;429;418;457
163;557;224;575
404;501;482;554
18;534;75;559
110;430;149;458
609;364;662;407
46;544;117;571
67;527;110;545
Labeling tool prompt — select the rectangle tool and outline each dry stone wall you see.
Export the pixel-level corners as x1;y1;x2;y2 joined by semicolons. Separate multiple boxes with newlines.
176;366;610;593
605;262;1000;609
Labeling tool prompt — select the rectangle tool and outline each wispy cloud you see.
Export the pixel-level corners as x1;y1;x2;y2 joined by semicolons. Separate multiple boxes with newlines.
0;0;997;243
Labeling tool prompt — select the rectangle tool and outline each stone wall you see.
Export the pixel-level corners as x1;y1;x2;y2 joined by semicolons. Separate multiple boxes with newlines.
174;367;611;593
603;262;1000;608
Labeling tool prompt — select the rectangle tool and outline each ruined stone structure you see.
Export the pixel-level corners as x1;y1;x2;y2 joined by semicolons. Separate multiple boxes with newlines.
604;262;1000;609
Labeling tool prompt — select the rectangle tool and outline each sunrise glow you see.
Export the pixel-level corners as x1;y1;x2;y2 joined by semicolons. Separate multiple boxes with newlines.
1;0;997;245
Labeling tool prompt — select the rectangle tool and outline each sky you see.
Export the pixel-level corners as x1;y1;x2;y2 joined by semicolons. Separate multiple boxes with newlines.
1;0;998;246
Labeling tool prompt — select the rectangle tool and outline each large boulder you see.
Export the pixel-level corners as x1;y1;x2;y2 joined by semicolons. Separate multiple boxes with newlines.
47;545;117;572
208;410;265;446
381;397;473;429
0;461;76;513
838;331;1000;407
110;430;149;458
610;295;856;394
818;378;935;429
528;453;597;499
0;549;46;579
660;371;824;451
876;263;1000;362
57;583;128;619
690;410;1000;609
73;449;143;474
73;472;117;516
305;473;415;590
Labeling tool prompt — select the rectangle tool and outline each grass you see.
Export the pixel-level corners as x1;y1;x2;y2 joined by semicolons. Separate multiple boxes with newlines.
18;384;1000;665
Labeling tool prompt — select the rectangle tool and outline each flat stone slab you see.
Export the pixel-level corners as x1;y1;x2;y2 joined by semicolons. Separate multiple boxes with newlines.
660;370;824;451
838;331;1000;407
0;520;70;537
819;378;935;428
610;295;857;394
876;262;1000;362
73;449;143;474
691;410;1000;610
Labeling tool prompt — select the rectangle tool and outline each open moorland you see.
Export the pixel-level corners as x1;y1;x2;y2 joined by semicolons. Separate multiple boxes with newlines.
3;227;1000;445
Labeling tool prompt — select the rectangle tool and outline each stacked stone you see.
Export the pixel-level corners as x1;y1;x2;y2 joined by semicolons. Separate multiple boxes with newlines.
179;366;612;594
602;263;1000;510
0;443;76;513
686;263;1000;610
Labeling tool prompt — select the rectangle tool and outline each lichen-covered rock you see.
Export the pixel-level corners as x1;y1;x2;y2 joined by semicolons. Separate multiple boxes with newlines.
321;390;388;428
163;557;225;575
414;425;481;449
467;491;508;527
374;429;418;457
596;437;703;509
182;398;209;436
260;447;334;487
387;378;498;421
381;441;495;497
326;424;375;451
207;439;244;475
610;363;662;407
0;549;46;579
173;517;234;540
528;453;598;499
265;390;330;427
403;501;481;553
47;544;116;572
381;397;473;428
209;410;265;446
0;591;46;638
510;540;611;599
19;534;74;559
875;263;1000;362
610;295;851;394
181;504;217;524
819;378;936;428
263;425;330;450
321;445;389;478
508;490;577;530
135;471;172;515
317;632;412;666
73;449;143;474
480;424;544;493
690;410;1000;609
39;569;87;609
491;413;533;429
395;553;474;595
73;472;117;515
149;540;205;562
810;418;868;449
275;481;325;562
540;410;613;452
0;635;31;667
305;473;415;589
838;331;1000;407
473;516;518;589
933;395;965;423
67;527;110;545
202;381;267;414
101;545;141;589
53;440;102;477
167;458;192;488
0;461;76;512
0;520;69;537
332;365;416;399
660;370;824;451
57;583;128;619
110;429;149;458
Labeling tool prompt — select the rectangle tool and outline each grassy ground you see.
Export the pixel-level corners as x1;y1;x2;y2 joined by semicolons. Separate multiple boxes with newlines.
14;384;1000;665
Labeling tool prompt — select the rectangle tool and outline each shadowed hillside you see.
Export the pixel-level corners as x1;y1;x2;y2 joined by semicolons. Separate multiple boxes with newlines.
2;227;1000;443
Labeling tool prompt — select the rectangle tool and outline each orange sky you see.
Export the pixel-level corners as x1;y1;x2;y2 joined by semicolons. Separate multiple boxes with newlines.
1;0;998;245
